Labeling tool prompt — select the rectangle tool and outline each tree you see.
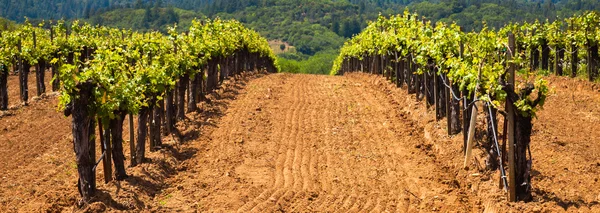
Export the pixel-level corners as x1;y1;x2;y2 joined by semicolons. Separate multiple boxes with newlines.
359;1;366;14
135;0;144;9
84;3;91;19
165;6;180;24
142;6;152;28
331;20;340;35
280;44;286;51
341;19;352;38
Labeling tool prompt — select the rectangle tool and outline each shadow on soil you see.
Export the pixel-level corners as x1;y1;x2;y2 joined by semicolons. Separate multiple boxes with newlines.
81;71;265;212
534;188;599;210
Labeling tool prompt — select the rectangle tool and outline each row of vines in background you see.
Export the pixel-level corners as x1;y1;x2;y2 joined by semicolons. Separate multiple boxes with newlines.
0;18;279;203
332;10;599;202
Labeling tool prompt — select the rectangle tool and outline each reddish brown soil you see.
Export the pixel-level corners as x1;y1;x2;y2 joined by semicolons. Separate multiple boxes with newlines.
352;74;600;213
0;72;598;212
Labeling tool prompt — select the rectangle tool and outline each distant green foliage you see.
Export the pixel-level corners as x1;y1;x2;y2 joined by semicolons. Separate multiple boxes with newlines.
278;57;301;74
2;0;600;75
278;49;338;75
4;1;600;56
88;6;190;34
299;50;339;75
210;2;373;56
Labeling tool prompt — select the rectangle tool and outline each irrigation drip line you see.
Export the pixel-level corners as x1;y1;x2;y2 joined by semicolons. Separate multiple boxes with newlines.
93;133;111;172
547;46;578;55
92;151;107;172
432;66;482;110
485;100;509;191
439;73;465;102
504;42;581;57
356;56;510;191
503;43;514;56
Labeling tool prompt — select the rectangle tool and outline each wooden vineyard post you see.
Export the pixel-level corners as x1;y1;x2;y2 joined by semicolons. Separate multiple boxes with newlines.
135;107;149;165
555;46;564;76
0;65;7;110
394;57;397;83
445;75;451;135
177;74;188;121
33;31;39;96
129;114;135;167
17;38;27;106
425;64;430;108
507;33;517;202
384;55;389;80
415;62;421;101
99;119;112;183
464;58;482;168
530;29;539;71
0;31;4;109
541;38;549;71
570;19;578;78
399;57;405;88
434;67;439;120
461;42;472;154
463;103;478;169
587;39;599;82
410;54;417;94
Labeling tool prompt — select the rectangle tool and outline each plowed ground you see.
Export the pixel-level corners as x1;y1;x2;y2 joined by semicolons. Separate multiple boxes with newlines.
0;72;599;212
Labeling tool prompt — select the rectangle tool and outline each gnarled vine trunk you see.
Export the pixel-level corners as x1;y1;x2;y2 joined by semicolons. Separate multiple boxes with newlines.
36;59;46;96
541;41;549;70
503;83;541;202
149;103;162;151
165;89;175;135
69;82;96;202
177;74;189;120
110;111;128;180
449;81;461;135
0;65;8;110
514;112;533;201
19;61;30;105
188;72;199;113
555;46;564;76
135;107;149;165
485;103;499;170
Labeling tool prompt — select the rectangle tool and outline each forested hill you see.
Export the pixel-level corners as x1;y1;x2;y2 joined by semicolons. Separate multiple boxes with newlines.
1;0;600;74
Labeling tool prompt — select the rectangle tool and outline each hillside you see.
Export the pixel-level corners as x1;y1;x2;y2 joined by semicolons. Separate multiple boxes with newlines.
86;7;202;33
1;0;600;75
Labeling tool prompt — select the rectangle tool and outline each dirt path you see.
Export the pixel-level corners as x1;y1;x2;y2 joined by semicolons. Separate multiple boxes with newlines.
156;73;471;212
1;72;599;212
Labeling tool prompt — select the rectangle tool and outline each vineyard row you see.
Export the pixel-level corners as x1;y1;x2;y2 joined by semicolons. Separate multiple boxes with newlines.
331;10;600;202
0;18;279;202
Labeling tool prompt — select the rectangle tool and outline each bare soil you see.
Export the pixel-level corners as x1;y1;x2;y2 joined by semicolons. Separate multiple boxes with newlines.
0;72;598;212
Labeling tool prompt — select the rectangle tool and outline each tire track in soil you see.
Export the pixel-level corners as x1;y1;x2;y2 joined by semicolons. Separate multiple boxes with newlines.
311;79;375;212
257;76;316;212
264;82;308;212
238;76;305;212
258;82;304;211
354;81;411;212
310;77;342;211
286;83;321;211
362;78;448;211
269;77;316;211
326;80;384;212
